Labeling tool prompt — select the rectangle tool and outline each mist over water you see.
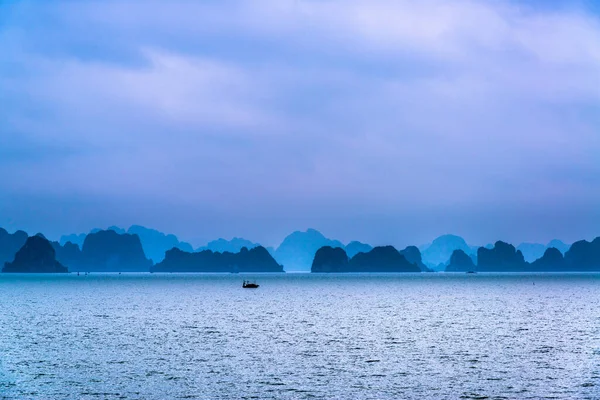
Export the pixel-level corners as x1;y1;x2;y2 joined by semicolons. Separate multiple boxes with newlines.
0;273;598;399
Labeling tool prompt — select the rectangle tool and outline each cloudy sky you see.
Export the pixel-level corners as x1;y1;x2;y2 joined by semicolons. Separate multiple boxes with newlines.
1;0;599;247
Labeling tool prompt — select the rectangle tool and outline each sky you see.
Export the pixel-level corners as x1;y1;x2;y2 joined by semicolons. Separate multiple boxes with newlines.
1;0;599;248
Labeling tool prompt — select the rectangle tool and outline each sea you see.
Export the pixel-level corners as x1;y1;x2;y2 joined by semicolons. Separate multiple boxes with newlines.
0;273;598;399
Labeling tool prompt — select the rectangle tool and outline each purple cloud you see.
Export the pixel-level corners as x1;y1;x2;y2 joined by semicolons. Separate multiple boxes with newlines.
1;0;599;247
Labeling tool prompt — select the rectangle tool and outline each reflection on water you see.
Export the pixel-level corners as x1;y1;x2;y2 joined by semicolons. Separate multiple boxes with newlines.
0;273;598;399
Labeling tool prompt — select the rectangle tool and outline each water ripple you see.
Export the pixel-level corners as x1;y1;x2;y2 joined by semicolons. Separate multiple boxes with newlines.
0;273;597;399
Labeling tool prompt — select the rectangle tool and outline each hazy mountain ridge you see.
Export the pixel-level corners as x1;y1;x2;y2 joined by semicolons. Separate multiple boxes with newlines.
446;239;600;272
0;225;594;273
421;234;572;269
127;225;193;263
3;235;68;273
0;228;28;267
345;241;373;258
517;240;570;262
274;229;344;272
47;230;153;272
60;225;193;263
198;237;261;253
152;246;283;273
312;245;421;273
420;235;475;270
445;250;476;272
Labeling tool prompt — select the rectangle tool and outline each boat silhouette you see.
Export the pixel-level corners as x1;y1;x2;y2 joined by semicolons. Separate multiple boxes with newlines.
242;280;259;289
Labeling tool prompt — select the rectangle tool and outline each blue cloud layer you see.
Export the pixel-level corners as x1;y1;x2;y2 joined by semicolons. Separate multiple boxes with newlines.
1;0;599;246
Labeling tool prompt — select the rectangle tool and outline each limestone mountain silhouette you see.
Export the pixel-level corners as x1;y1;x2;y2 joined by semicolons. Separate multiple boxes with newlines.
445;249;476;272
275;229;343;272
0;228;28;267
152;246;283;273
3;235;68;273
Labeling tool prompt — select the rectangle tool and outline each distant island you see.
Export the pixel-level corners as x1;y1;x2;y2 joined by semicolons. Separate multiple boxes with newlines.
152;246;283;273
345;241;373;258
420;234;476;270
53;230;153;272
419;234;571;270
446;239;600;272
197;237;261;254
0;228;28;267
445;249;476;272
1;225;600;274
312;246;421;273
274;229;345;272
3;235;68;273
61;225;193;263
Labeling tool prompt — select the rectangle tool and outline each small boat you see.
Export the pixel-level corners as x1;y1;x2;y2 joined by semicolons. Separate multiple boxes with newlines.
242;280;259;289
466;271;477;274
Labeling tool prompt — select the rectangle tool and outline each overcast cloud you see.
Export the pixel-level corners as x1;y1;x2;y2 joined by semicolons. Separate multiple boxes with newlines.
1;0;599;247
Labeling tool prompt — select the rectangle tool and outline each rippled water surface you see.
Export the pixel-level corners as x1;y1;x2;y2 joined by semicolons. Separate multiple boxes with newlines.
0;273;599;399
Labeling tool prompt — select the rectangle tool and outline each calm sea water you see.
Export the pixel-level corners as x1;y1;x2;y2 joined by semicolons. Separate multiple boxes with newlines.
0;273;598;399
